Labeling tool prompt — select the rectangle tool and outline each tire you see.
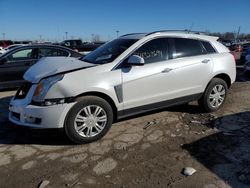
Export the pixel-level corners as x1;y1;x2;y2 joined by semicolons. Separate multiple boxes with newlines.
198;78;228;112
65;96;113;144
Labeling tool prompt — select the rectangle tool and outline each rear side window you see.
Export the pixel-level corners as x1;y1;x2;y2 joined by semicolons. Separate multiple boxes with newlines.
201;41;216;54
171;38;204;59
133;38;168;64
38;48;69;57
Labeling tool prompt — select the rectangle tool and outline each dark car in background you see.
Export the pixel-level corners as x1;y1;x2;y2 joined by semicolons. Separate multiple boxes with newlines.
240;42;250;63
241;46;250;63
13;40;32;44
0;40;13;48
0;44;82;89
60;39;105;52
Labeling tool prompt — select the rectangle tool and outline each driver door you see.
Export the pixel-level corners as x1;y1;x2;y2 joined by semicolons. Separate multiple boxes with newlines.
121;38;179;111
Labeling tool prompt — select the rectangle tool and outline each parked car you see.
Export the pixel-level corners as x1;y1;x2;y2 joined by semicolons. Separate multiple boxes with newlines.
13;41;32;44
0;40;13;48
219;39;233;48
240;44;250;63
9;31;236;143
0;44;25;55
60;39;105;52
0;44;82;89
244;55;250;73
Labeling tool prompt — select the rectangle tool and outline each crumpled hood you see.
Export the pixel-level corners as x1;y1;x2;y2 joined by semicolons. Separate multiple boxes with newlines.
24;57;94;83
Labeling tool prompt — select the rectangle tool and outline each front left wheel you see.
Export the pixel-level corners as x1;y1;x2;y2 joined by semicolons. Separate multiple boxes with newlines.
64;96;113;144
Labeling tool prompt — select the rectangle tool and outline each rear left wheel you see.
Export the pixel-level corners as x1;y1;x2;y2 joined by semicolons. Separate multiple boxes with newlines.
198;78;228;112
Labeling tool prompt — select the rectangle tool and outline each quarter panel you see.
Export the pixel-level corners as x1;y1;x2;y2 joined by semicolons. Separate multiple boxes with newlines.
210;52;236;84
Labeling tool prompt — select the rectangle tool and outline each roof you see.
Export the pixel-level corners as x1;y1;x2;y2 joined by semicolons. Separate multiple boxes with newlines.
120;30;219;41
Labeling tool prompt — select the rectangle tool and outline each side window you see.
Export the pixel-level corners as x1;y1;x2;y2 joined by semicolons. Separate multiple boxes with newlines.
201;41;216;54
64;41;70;47
38;48;69;57
56;49;69;56
38;48;54;57
172;38;205;59
133;38;168;64
9;49;33;60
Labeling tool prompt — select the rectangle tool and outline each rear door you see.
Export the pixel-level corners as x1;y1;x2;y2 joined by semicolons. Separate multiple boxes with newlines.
166;37;214;95
0;47;37;83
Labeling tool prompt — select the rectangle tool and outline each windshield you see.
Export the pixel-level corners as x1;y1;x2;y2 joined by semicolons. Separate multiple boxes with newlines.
81;38;138;64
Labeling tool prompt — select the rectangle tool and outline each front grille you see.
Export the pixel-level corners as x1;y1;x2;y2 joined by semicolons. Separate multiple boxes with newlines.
14;82;32;99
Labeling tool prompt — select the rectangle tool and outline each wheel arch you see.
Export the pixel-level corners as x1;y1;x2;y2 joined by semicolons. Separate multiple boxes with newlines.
74;91;118;121
201;73;231;100
212;73;231;88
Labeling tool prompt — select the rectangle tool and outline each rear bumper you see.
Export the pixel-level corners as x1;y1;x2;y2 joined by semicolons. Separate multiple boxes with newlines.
9;99;76;129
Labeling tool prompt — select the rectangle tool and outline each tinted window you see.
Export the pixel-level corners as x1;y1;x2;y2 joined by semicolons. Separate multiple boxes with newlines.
201;41;216;53
172;38;204;58
38;48;69;57
75;40;82;46
10;49;33;60
133;38;168;64
64;41;70;47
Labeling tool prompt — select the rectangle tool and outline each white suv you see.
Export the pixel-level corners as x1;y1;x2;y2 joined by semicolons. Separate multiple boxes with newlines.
9;31;236;143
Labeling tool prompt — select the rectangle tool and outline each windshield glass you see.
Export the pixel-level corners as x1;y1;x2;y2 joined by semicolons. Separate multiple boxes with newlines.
81;38;138;64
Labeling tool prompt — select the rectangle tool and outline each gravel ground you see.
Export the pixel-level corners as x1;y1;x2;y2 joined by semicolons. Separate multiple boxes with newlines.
0;69;250;188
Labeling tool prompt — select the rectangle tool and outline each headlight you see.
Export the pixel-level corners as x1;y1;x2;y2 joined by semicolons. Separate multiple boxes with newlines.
33;74;64;102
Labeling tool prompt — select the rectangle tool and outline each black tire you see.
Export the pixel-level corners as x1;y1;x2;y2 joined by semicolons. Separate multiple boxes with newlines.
198;78;228;112
64;96;113;144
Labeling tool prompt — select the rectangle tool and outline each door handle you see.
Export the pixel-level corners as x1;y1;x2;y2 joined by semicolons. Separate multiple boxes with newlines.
162;68;173;73
201;59;210;64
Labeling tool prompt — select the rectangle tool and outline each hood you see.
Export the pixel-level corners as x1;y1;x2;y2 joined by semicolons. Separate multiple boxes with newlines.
24;57;95;83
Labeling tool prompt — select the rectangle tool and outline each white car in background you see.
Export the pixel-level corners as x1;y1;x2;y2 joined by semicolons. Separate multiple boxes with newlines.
0;44;24;55
9;30;236;143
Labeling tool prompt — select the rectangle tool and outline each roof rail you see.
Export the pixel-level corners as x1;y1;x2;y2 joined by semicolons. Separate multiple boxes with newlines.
120;33;146;37
146;30;207;36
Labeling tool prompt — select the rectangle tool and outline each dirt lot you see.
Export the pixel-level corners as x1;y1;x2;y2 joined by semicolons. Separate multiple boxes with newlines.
0;68;250;188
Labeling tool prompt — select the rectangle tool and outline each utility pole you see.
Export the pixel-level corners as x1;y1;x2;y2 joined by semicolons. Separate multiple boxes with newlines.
236;26;241;42
65;32;68;40
39;35;42;42
91;34;94;42
2;33;6;40
116;30;119;38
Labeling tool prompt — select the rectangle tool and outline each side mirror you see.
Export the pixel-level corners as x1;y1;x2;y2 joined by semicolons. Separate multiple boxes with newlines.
127;55;144;66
